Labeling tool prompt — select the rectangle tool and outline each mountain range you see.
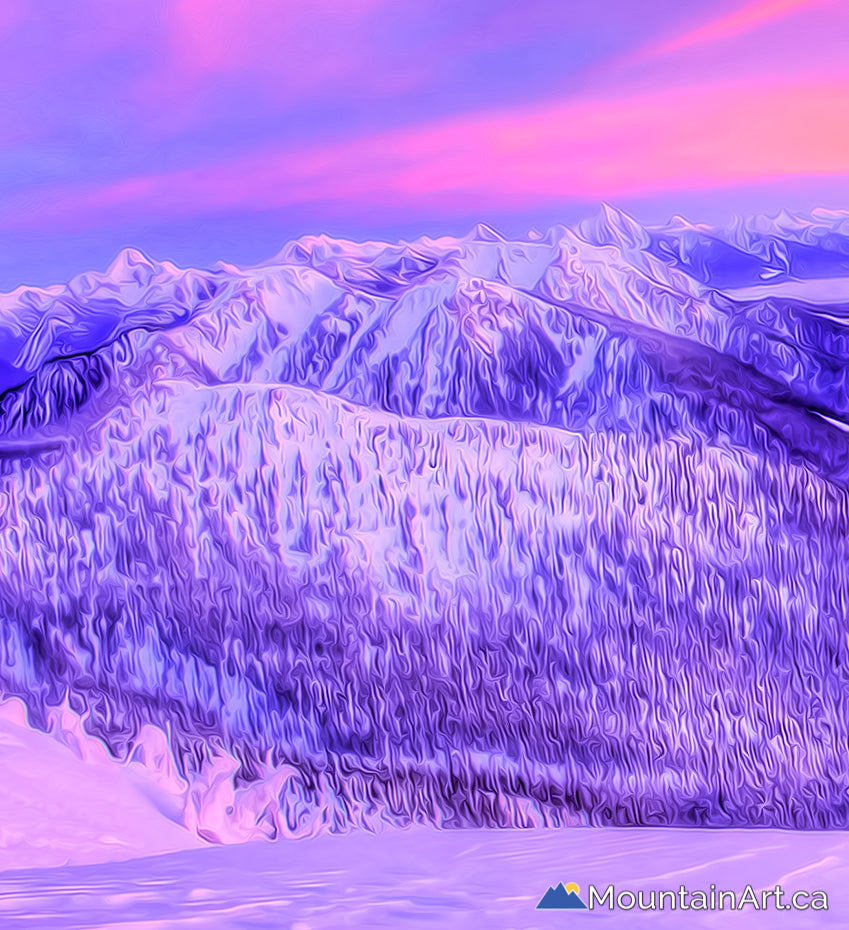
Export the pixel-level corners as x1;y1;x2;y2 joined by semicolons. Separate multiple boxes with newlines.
2;206;849;837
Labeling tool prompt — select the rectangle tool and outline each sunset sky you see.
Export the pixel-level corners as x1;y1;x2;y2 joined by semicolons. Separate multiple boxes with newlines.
1;0;848;288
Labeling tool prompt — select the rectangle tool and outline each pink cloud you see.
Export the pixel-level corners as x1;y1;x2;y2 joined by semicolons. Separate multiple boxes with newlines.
0;1;23;35
170;0;387;79
637;0;830;59
131;0;404;135
7;75;849;231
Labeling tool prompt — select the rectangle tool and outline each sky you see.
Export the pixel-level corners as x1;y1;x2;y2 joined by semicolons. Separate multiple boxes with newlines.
1;0;849;289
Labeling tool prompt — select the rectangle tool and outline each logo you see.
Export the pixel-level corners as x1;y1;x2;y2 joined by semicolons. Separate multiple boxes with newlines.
537;882;588;910
535;882;829;913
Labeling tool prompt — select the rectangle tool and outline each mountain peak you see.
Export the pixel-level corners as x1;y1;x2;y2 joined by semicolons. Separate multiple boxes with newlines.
578;203;649;250
106;247;157;280
468;222;503;243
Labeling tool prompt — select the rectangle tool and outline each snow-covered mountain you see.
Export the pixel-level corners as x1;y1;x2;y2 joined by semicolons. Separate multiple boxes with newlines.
2;207;849;839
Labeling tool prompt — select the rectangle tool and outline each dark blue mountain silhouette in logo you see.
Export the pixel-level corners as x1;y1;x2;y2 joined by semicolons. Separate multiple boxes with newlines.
537;882;588;909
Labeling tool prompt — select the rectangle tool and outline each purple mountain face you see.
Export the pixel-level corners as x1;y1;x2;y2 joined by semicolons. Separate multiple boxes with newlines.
2;207;849;841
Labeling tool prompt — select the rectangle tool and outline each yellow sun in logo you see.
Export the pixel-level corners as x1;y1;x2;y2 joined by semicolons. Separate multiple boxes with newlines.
565;883;580;895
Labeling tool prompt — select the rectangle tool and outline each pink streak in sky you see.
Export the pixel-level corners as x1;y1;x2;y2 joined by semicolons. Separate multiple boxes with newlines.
638;0;831;59
7;76;849;232
132;0;399;134
169;0;388;78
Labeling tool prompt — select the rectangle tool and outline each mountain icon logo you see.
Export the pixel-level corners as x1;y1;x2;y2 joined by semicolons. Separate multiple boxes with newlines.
536;881;589;910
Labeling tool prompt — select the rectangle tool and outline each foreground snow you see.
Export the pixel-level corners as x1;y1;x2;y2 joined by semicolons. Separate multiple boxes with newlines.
0;824;847;929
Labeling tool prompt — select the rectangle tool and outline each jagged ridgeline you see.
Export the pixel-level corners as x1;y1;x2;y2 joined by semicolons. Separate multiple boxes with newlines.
3;207;849;835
